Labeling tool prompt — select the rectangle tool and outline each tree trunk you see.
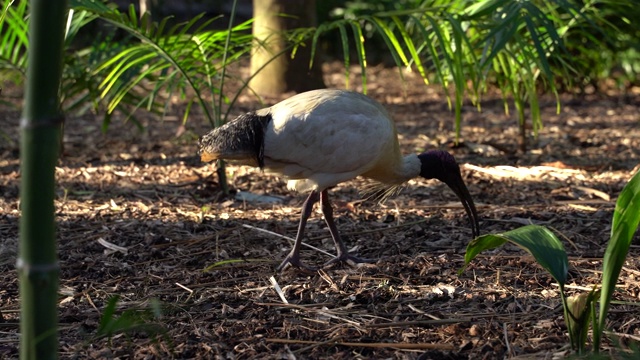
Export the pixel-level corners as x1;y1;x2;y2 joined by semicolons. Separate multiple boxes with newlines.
250;0;325;96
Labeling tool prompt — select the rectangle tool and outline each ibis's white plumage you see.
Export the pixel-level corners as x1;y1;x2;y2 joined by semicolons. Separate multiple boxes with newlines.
257;89;421;192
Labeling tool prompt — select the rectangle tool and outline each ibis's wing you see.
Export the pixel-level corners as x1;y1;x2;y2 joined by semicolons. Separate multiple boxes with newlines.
262;90;397;190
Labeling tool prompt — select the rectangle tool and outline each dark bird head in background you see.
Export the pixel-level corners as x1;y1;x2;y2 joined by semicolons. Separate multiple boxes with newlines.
418;150;480;238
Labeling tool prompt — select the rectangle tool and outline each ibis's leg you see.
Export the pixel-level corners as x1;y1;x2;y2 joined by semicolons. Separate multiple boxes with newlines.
276;190;320;271
320;190;375;267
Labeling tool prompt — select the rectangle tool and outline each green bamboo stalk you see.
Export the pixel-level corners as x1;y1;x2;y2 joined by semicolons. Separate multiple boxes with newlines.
18;1;68;359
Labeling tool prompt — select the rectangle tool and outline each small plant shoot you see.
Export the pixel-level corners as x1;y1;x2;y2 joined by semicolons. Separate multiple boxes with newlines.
462;168;640;355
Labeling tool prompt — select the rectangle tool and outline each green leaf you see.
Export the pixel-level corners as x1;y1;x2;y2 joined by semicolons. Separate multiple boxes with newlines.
349;21;368;93
370;16;410;67
391;15;428;85
337;23;351;89
423;16;455;109
523;15;552;81
95;295;167;343
595;168;640;350
464;0;501;17
410;14;447;88
97;295;120;336
463;234;508;265
462;225;569;286
363;15;405;82
448;14;465;140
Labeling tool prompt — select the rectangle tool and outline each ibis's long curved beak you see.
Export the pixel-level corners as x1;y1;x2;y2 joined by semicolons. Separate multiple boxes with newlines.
444;173;480;238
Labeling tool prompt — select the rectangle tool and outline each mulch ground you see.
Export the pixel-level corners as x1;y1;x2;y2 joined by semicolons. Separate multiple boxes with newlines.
1;63;640;359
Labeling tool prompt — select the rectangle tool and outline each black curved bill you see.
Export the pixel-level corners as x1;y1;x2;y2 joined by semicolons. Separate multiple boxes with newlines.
444;173;480;238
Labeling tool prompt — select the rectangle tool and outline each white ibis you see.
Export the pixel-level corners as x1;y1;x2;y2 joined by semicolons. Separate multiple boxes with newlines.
198;89;480;271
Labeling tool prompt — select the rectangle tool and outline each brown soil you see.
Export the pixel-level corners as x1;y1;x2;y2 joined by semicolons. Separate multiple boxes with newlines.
1;63;640;359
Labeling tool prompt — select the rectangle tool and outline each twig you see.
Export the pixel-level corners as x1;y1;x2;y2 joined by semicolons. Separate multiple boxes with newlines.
241;224;335;258
256;302;333;308
604;330;640;342
256;302;361;326
293;336;345;355
266;338;455;350
549;225;579;251
84;292;99;312
503;322;512;357
175;282;193;294
366;318;470;328
175;282;195;302
309;219;428;240
269;276;288;304
97;237;128;255
622;266;640;277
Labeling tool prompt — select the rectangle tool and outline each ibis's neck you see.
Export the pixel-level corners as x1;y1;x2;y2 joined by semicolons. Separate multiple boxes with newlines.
397;154;423;182
364;154;422;184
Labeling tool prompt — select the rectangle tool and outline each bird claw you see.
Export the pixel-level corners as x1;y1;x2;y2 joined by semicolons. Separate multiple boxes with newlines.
323;253;376;268
277;251;376;272
276;255;319;272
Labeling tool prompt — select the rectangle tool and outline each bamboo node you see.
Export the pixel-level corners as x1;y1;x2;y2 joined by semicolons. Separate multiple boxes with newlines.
15;258;60;274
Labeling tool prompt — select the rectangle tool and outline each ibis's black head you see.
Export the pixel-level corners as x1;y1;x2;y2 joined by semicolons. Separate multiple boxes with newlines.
417;150;480;238
197;112;271;168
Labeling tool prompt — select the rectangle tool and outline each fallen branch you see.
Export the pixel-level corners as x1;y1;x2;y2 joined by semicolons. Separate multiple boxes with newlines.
266;338;455;350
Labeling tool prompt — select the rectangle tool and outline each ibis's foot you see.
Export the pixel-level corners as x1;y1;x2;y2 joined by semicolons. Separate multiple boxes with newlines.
323;253;376;268
276;254;319;272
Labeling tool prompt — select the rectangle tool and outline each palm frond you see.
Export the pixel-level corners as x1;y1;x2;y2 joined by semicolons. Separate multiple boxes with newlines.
65;0;254;128
0;0;29;80
313;0;626;148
